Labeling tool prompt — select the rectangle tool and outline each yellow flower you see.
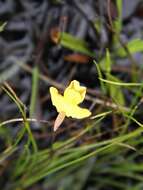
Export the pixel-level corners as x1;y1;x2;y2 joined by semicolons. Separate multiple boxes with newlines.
50;80;91;131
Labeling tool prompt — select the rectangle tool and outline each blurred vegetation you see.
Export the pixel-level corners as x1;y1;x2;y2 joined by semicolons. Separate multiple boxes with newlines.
1;1;143;190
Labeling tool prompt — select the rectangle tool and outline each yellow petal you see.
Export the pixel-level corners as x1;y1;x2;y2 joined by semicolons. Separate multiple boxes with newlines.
64;89;81;105
65;104;91;119
50;87;65;113
64;80;86;104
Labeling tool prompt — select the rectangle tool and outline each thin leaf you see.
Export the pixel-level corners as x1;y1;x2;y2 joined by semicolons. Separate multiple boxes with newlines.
99;78;142;86
0;22;7;32
60;32;95;57
117;39;143;57
30;66;39;118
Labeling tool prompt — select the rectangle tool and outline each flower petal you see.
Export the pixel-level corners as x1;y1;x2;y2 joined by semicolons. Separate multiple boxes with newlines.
64;89;81;105
50;87;65;113
65;104;91;119
64;80;86;104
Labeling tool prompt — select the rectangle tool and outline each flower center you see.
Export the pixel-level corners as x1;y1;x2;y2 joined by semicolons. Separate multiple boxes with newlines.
64;89;81;105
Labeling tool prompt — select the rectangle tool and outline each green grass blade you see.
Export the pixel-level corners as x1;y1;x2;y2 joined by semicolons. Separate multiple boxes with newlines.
29;66;39;118
99;78;142;86
60;32;95;57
